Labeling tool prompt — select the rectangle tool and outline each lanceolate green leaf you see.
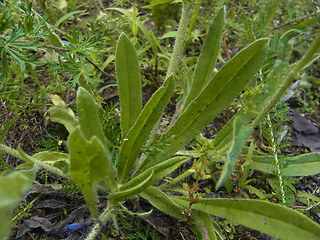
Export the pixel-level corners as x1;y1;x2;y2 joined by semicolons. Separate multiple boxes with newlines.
212;59;287;151
116;33;142;135
216;115;253;189
172;197;320;240
121;156;188;191
0;169;36;239
77;87;108;146
68;127;116;218
108;171;153;203
250;152;320;176
192;210;217;240
117;75;175;182
139;186;184;220
184;6;225;108
153;38;269;164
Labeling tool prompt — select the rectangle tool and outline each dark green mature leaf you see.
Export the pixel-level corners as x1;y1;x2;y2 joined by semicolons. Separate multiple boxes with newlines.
250;152;320;176
116;33;142;135
139;186;184;220
0;50;9;89
68;127;116;218
77;87;108;146
184;6;225;108
117;76;175;182
0;169;36;239
172;197;320;240
153;38;269;164
216;115;253;189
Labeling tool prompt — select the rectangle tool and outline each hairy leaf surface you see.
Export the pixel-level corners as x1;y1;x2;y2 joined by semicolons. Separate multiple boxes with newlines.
68;127;116;218
153;38;269;164
117;75;175;182
184;6;225;108
172;197;320;240
116;33;142;134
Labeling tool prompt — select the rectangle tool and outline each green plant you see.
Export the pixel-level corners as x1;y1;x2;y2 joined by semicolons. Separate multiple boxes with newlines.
0;169;35;239
261;102;293;205
1;2;320;240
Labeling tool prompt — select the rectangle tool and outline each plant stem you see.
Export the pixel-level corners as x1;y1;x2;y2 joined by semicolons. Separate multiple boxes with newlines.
85;205;112;240
267;114;286;205
159;169;195;190
166;1;193;78
251;32;320;127
0;144;67;178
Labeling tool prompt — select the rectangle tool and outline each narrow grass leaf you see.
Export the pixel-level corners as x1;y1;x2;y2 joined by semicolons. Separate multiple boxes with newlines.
116;33;142;135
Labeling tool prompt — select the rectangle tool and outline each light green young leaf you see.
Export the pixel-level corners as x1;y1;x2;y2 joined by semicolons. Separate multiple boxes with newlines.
0;169;36;239
159;31;177;40
49;94;78;133
117;75;175;182
152;38;269;164
77;87;108;146
121;156;188;191
50;107;78;134
116;33;142;135
33;152;70;176
108;8;162;55
108;171;153;203
172;197;320;240
216;115;253;189
139;186;184;220
250;152;320;176
67;127;116;218
184;6;225;108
